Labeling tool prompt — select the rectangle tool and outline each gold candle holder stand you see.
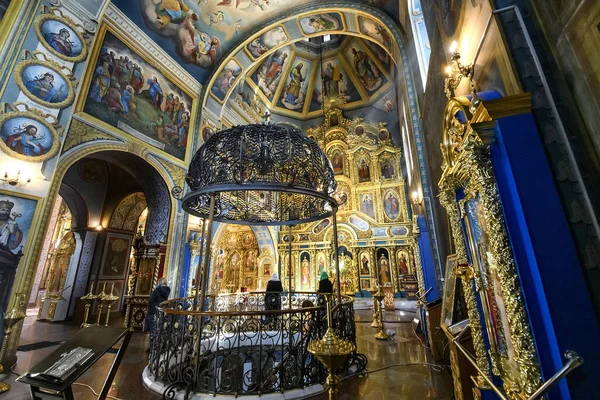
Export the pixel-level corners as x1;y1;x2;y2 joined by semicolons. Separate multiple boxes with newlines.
308;294;355;400
80;283;100;329
369;288;380;328
372;285;390;340
99;283;119;327
0;293;27;393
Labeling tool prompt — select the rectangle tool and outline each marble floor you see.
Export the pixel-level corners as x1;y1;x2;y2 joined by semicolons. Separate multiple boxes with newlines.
2;304;453;399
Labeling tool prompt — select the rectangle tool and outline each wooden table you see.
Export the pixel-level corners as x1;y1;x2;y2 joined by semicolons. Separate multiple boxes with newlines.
17;326;132;400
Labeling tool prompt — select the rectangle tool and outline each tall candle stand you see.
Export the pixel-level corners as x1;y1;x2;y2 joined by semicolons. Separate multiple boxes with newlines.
373;285;390;340
308;294;355;400
100;283;119;326
80;283;100;328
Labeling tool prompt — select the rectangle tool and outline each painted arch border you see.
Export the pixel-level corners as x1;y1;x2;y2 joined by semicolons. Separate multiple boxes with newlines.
199;2;442;276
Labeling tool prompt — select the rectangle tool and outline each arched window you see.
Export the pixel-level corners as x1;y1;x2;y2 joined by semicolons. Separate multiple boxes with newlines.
409;0;431;90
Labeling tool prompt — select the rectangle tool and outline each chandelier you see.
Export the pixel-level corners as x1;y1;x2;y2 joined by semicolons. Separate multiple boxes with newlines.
183;124;338;226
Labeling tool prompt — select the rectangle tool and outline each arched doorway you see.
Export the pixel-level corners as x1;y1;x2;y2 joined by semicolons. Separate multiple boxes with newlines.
23;150;171;327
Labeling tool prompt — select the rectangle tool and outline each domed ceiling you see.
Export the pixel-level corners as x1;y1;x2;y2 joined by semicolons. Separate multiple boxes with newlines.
111;0;400;84
234;35;394;119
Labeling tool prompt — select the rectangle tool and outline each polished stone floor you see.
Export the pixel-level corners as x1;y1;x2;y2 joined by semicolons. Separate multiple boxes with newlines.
3;303;453;399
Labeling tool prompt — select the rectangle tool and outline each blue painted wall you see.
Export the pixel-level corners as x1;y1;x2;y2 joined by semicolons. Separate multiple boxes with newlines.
417;215;439;302
491;111;600;399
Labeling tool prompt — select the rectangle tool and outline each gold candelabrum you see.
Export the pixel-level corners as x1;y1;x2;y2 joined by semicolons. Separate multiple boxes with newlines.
80;283;119;328
307;294;355;400
371;285;390;340
80;282;100;328
0;292;27;393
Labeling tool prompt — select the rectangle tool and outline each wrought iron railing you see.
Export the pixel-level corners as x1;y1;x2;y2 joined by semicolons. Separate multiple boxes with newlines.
147;292;366;398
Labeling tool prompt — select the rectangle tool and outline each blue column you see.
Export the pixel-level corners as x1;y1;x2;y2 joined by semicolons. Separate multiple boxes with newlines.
179;243;191;298
491;112;600;399
416;215;440;302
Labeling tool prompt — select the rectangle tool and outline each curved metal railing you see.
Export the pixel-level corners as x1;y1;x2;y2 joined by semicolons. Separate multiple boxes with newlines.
147;291;366;398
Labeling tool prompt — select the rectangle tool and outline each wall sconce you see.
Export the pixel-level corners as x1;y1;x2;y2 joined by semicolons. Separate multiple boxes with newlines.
1;170;31;187
444;41;477;105
94;225;103;231
411;191;422;206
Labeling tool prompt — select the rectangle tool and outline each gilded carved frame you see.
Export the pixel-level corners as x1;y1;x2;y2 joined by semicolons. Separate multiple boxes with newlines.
439;95;541;398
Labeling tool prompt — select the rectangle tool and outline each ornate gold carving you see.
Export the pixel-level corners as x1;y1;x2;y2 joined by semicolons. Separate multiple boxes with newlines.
439;96;542;398
439;182;491;385
63;118;120;152
152;156;186;188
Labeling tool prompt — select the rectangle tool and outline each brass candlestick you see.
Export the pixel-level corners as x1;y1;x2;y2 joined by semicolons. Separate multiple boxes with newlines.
369;288;380;328
308;295;355;400
80;282;100;328
373;285;390;340
100;283;119;326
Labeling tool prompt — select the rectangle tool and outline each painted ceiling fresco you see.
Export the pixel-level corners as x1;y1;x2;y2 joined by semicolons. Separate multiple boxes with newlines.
229;36;393;119
112;0;399;83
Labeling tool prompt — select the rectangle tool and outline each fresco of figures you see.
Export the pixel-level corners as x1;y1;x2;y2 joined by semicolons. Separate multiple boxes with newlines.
16;60;74;108
344;39;386;93
278;56;313;111
245;26;288;59
297;13;344;35
309;57;361;112
357;16;392;51
0;194;38;255
0;113;60;162
210;59;242;102
83;31;192;161
251;49;290;99
36;14;87;62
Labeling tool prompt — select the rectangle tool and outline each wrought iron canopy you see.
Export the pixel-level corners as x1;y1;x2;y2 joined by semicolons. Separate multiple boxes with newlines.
183;124;337;225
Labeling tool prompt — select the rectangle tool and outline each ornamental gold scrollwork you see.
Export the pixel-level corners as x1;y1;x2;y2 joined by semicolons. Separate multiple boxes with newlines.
439;96;542;398
439;182;491;385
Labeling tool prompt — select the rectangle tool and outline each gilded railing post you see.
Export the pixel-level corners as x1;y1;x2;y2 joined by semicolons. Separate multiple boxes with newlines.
439;183;491;385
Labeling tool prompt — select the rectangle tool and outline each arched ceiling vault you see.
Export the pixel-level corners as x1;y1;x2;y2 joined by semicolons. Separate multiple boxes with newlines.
199;3;407;129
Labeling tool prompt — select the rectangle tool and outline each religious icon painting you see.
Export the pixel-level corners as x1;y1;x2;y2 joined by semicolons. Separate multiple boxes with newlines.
377;248;392;287
251;48;291;100
378;128;390;141
383;189;400;221
297;12;344;35
317;253;326;276
391;226;408;236
359;193;375;219
396;249;412;276
300;252;311;288
134;257;156;296
211;59;243;103
330;148;344;174
262;259;272;276
34;12;88;63
313;219;330;234
15;59;75;109
354;125;365;136
463;194;514;364
0;110;60;162
82;28;194;162
380;158;395;180
359;251;371;276
360;278;371;291
357;157;371;182
343;39;387;94
0;191;39;257
99;233;132;280
278;56;313;112
309;57;360;112
245;251;256;272
349;215;369;231
356;16;393;51
245;26;289;60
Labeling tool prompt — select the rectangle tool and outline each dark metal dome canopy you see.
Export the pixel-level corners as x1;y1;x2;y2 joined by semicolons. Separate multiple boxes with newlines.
182;124;338;225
